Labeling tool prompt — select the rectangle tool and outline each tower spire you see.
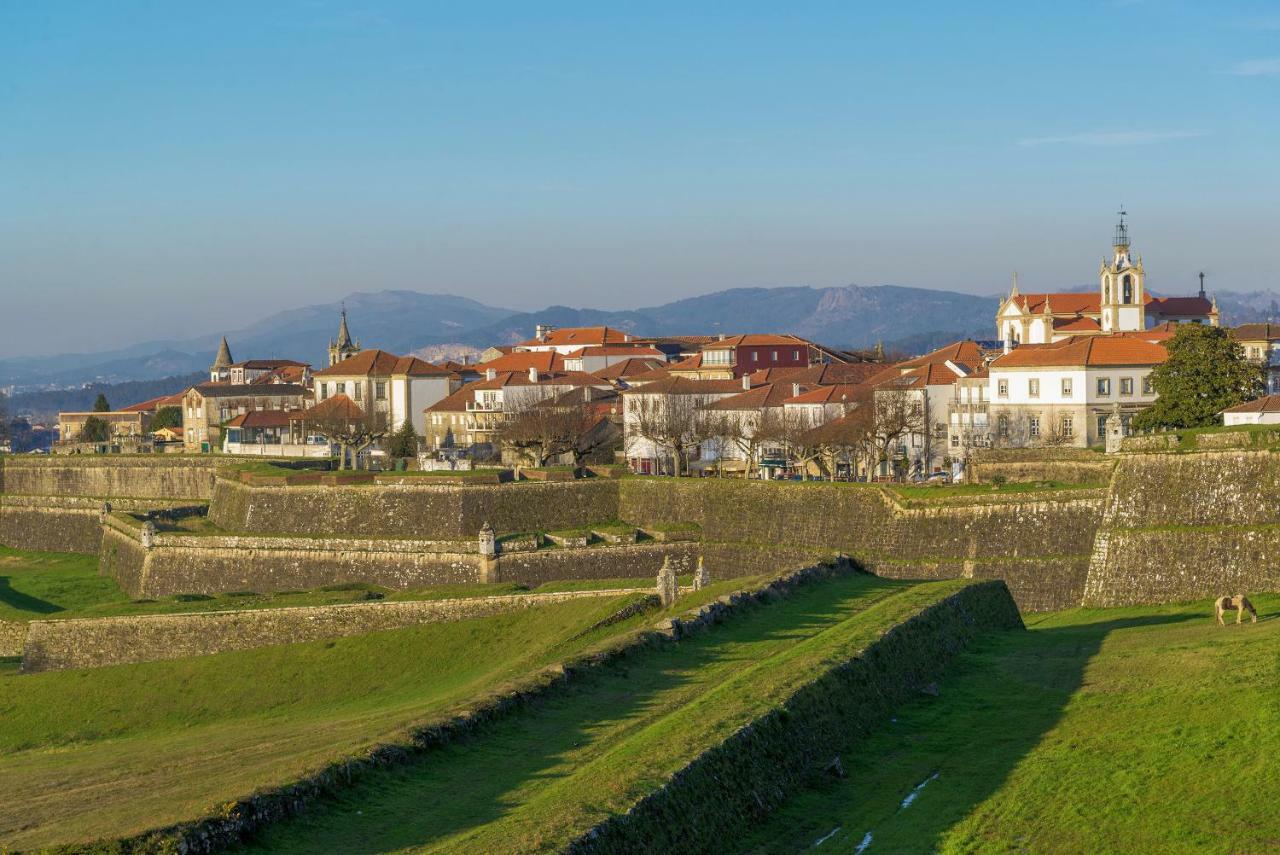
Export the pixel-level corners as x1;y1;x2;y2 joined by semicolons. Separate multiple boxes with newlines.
210;336;233;382
336;305;353;349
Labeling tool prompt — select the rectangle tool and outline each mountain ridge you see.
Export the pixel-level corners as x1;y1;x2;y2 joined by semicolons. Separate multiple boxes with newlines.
3;284;1274;391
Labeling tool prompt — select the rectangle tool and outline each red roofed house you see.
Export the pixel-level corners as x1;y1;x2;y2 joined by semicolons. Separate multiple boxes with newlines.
562;346;667;374
312;349;460;439
987;334;1168;447
514;325;641;355
677;334;841;379
995;216;1218;348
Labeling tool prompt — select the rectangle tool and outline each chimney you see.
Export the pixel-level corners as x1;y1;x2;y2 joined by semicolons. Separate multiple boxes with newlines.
529;366;539;382
792;382;801;398
535;323;555;342
742;374;751;390
486;368;496;381
718;333;727;341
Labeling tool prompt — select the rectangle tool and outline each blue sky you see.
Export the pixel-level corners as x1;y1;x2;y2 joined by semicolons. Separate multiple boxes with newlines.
1;1;1278;356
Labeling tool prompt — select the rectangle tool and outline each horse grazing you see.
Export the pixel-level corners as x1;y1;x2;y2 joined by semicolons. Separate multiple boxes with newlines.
1215;594;1258;626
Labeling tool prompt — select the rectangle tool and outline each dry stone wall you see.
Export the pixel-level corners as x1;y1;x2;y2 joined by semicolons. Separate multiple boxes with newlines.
968;448;1116;486
1;495;194;553
0;455;222;500
1084;450;1280;606
207;477;620;539
21;589;640;672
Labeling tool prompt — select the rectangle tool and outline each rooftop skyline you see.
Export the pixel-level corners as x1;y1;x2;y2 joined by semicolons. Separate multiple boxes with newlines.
2;1;1278;358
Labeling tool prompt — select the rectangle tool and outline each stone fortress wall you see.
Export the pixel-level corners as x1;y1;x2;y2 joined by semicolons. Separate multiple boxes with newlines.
5;448;1280;612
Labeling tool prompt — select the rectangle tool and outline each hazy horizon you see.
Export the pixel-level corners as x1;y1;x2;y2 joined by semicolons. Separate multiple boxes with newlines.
3;2;1277;358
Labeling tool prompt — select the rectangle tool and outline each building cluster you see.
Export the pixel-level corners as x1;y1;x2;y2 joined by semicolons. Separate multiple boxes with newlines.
55;217;1280;474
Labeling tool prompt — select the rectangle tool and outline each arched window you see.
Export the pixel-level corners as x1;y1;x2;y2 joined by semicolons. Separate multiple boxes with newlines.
1122;274;1133;303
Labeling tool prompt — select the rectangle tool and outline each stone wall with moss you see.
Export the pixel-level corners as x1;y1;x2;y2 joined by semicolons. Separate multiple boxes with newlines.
0;455;223;500
1084;450;1280;606
207;477;621;539
0;495;194;554
494;543;699;586
619;479;1105;611
21;589;642;673
968;447;1116;486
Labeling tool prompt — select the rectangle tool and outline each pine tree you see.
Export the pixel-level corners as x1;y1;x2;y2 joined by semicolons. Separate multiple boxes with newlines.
152;406;182;430
92;393;111;412
387;419;420;459
1133;325;1265;430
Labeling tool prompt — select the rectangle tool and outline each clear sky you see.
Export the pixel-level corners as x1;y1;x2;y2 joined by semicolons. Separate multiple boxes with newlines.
1;1;1278;357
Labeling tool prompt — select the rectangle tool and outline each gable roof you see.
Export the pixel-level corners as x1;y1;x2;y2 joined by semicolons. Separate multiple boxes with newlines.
1052;315;1102;332
783;383;867;405
703;382;814;411
516;326;634;348
897;340;984;370
224;410;294;429
991;335;1168;369
592;357;667;380
1221;395;1280;414
313;350;451;378
701;333;812;349
475;351;565;373
120;392;187;412
191;383;309;399
295;394;365;421
1147;295;1214;317
1233;323;1280;342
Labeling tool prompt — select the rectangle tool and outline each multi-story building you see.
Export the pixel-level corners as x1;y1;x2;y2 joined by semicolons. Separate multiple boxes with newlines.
181;383;310;452
986;335;1167;447
1232;323;1280;394
312;349;459;434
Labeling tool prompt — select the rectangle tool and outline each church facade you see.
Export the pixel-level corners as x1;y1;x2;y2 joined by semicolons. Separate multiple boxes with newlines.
995;217;1219;348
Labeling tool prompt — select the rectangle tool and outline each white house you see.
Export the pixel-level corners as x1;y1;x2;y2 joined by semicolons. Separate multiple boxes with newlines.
1221;395;1280;426
986;335;1168;446
312;350;459;434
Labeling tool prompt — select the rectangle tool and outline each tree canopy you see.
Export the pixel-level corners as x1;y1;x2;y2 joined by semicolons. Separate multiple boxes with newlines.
386;419;420;459
1133;324;1265;431
152;406;182;430
80;416;111;443
92;393;111;412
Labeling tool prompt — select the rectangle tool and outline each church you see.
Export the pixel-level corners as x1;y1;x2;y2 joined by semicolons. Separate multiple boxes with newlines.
995;216;1219;348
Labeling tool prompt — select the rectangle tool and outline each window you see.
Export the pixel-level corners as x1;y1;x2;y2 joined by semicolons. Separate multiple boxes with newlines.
1097;378;1111;397
353;382;363;400
950;434;960;447
771;350;778;361
1142;376;1154;395
751;352;758;362
998;379;1009;398
1028;378;1040;398
1122;274;1133;303
337;382;346;396
1121;414;1133;435
375;381;387;400
792;349;800;360
1097;415;1108;437
1120;377;1134;396
1062;416;1073;437
998;415;1009;438
1029;416;1040;437
704;349;731;365
1062;378;1073;397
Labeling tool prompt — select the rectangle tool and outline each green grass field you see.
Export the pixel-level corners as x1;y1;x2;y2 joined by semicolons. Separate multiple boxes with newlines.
740;594;1280;854
240;573;922;854
0;557;777;851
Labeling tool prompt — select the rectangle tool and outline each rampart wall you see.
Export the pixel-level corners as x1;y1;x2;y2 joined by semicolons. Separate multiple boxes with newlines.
1083;449;1280;606
0;455;223;500
206;476;620;539
20;589;644;673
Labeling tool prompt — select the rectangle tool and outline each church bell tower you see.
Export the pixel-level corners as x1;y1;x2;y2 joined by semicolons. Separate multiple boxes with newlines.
1099;210;1145;333
328;308;360;366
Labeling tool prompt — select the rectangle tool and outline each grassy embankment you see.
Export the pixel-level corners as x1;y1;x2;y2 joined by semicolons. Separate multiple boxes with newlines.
241;574;942;854
0;550;784;851
741;593;1280;854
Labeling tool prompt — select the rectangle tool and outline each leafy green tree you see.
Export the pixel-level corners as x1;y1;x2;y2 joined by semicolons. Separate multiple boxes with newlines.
386;418;420;459
152;406;182;430
92;393;111;412
80;416;111;443
1133;324;1265;430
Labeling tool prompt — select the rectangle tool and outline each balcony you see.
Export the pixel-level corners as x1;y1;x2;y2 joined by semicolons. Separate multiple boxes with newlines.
466;400;502;412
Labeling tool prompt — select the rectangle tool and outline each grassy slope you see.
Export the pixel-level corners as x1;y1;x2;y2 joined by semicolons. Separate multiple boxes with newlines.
741;594;1280;854
0;547;123;623
0;590;670;851
241;573;928;854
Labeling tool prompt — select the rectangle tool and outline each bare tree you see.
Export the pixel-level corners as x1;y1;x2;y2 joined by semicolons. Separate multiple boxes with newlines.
805;400;877;480
309;400;388;469
871;388;927;480
692;410;734;476
628;392;709;476
498;394;607;469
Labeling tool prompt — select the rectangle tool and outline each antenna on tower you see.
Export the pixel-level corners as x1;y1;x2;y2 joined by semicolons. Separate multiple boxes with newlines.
1114;206;1130;248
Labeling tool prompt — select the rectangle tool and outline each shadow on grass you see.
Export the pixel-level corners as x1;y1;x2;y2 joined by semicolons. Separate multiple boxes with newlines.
736;609;1205;853
0;577;63;616
235;576;904;854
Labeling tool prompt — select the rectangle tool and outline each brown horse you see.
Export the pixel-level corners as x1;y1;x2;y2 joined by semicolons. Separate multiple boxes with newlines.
1215;594;1258;626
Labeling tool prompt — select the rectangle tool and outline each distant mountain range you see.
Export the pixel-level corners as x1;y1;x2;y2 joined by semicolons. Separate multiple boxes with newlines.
3;284;1276;392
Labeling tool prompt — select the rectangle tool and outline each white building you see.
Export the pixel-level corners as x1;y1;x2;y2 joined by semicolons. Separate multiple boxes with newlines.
312;350;459;434
986;335;1168;447
1221;395;1280;426
995;217;1218;348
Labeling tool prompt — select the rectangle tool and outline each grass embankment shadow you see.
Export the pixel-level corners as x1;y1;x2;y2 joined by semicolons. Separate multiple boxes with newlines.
237;575;905;854
737;609;1205;853
0;576;63;615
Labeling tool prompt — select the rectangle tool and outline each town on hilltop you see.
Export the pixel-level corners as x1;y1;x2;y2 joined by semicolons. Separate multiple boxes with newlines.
46;217;1278;479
